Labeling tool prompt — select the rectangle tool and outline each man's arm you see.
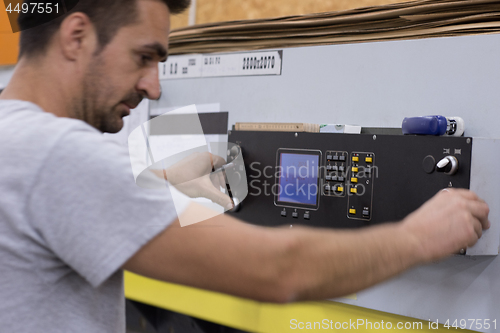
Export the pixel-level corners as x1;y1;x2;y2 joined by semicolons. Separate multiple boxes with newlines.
123;188;489;303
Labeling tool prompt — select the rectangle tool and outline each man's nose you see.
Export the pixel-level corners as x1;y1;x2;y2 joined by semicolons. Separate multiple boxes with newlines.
137;66;161;100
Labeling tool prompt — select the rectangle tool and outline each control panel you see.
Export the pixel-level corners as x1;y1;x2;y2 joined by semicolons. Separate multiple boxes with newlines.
226;131;472;231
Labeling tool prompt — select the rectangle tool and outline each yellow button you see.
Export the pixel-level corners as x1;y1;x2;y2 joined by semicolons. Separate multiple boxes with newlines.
349;208;356;215
352;156;359;162
351;177;358;183
350;187;357;193
352;167;358;173
365;157;373;163
336;186;344;192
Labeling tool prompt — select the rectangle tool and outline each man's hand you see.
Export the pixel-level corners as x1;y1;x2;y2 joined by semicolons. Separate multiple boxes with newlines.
162;152;233;210
401;188;490;261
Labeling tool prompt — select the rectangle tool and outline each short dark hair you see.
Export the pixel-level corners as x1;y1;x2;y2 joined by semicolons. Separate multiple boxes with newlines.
18;0;190;58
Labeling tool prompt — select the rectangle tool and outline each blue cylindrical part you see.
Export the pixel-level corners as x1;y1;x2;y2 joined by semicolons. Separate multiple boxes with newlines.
402;116;448;135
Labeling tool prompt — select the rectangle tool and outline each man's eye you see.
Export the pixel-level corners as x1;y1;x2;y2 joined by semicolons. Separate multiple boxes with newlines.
141;55;153;65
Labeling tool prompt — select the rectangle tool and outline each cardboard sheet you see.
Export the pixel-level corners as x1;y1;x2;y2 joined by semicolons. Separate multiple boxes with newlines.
168;0;500;55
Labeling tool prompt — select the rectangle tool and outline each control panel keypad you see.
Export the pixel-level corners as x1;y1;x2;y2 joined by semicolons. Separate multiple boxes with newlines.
347;152;375;221
323;151;348;197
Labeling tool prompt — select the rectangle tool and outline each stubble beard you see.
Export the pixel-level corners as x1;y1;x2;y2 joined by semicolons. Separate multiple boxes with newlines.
78;57;123;134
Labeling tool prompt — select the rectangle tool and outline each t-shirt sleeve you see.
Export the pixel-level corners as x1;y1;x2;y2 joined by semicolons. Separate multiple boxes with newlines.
27;126;178;287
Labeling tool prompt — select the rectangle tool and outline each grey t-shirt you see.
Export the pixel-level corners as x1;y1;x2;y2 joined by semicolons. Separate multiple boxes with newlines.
0;100;176;332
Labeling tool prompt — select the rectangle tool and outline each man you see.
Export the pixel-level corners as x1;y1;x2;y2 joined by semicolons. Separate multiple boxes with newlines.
0;0;490;332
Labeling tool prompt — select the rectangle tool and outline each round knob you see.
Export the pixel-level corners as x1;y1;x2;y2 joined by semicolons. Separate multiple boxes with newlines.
436;156;459;175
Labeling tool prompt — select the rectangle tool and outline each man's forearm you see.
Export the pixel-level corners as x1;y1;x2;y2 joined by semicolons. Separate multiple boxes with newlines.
124;190;488;303
124;203;424;303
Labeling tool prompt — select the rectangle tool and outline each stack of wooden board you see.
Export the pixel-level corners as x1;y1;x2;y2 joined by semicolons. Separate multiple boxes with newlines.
169;0;500;54
234;122;321;132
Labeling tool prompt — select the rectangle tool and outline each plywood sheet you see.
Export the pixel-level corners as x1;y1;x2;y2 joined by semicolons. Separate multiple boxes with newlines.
171;10;190;30
196;0;403;25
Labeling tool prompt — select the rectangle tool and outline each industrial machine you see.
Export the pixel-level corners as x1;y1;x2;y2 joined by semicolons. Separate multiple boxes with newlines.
225;130;498;258
227;131;471;230
138;32;500;332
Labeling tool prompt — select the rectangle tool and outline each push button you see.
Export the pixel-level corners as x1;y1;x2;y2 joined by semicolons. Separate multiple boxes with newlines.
339;155;346;161
351;177;358;183
422;155;435;174
338;166;345;172
333;155;339;161
326;175;332;180
352;156;359;162
336;186;344;193
326;165;332;170
362;209;370;217
365;157;373;163
331;175;338;181
281;210;287;217
338;176;345;182
304;212;310;220
331;165;338;171
349;208;356;215
352;167;358;173
350;187;357;194
324;184;331;192
326;155;333;160
292;211;298;218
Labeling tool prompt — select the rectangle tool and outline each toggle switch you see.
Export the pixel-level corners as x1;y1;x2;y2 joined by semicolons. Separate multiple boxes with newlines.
436;156;459;175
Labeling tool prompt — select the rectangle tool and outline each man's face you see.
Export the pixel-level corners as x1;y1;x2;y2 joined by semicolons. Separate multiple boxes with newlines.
80;0;170;133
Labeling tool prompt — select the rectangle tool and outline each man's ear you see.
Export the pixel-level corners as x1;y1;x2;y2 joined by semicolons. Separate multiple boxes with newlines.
58;12;96;61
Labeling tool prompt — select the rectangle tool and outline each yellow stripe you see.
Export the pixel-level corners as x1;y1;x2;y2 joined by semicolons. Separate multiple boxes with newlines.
125;271;476;333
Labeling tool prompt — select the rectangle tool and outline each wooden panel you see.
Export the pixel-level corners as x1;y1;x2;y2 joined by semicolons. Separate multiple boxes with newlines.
195;0;403;25
0;1;19;65
171;9;190;30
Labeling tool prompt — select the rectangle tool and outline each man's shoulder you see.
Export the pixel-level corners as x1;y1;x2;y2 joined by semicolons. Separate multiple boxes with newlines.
0;99;104;151
0;99;98;132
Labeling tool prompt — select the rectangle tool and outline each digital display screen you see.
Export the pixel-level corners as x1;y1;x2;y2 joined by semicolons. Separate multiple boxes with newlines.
277;153;319;206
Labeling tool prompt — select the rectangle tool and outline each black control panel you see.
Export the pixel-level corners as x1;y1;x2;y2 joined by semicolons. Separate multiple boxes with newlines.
226;131;472;229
